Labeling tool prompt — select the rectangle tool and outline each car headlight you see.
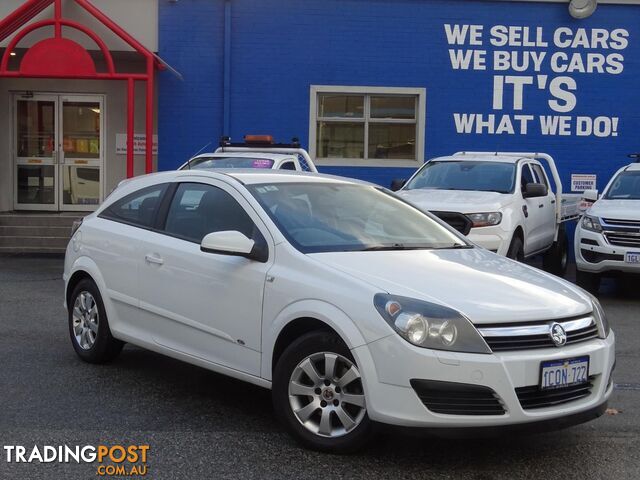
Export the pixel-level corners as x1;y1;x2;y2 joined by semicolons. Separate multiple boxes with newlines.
374;294;491;354
589;295;610;338
467;212;502;228
581;215;603;233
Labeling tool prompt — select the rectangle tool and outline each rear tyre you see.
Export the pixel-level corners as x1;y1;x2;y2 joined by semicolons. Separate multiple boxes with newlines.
272;331;373;453
506;235;524;262
68;278;124;363
576;270;601;294
543;227;569;277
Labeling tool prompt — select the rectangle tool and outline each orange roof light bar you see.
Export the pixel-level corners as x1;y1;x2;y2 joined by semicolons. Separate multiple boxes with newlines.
244;135;274;144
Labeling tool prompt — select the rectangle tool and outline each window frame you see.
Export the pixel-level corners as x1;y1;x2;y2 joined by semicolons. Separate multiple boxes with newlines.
160;181;259;245
99;183;170;231
309;85;426;167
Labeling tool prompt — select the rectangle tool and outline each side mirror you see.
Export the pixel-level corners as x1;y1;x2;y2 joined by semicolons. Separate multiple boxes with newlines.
582;189;599;202
201;230;265;261
523;183;548;198
390;179;406;192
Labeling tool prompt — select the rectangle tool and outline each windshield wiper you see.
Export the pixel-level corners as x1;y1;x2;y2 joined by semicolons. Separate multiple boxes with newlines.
432;243;474;250
359;244;426;251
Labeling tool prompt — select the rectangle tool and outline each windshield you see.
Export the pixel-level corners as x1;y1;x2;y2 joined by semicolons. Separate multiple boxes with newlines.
604;171;640;199
405;161;516;194
248;182;468;254
184;156;275;170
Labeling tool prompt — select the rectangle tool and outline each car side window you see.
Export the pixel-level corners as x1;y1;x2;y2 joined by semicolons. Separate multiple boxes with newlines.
163;183;256;243
280;161;296;171
101;184;167;228
531;164;549;189
520;164;535;190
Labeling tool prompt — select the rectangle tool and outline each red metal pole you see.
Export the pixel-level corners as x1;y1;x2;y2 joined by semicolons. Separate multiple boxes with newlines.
54;0;62;38
127;77;134;178
145;56;154;174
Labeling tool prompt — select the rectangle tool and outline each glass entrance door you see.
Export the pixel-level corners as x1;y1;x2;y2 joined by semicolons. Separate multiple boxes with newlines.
14;95;59;210
59;96;103;211
14;94;104;211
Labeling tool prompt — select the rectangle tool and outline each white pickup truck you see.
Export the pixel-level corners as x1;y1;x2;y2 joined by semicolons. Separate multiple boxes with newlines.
574;160;640;292
394;152;580;275
179;135;318;173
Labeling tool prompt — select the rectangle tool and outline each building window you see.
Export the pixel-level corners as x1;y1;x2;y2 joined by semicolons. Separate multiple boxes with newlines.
310;86;426;166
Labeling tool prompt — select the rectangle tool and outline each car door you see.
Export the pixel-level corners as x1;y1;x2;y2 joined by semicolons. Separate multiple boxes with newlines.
91;183;169;335
530;162;557;248
136;179;273;376
520;162;547;254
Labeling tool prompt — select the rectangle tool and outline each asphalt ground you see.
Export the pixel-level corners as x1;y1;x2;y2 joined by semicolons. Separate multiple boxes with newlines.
0;255;638;479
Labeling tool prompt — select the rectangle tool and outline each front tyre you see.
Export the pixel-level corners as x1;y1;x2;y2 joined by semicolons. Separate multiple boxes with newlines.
68;278;124;363
506;234;524;262
272;331;373;453
543;227;568;276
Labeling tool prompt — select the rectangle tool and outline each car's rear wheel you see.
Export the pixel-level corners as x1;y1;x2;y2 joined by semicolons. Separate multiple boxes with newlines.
506;234;524;262
68;278;124;363
272;331;372;453
542;227;568;276
576;270;601;294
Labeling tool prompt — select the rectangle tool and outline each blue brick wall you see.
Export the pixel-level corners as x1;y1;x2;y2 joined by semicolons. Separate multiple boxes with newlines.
158;0;225;170
159;0;640;191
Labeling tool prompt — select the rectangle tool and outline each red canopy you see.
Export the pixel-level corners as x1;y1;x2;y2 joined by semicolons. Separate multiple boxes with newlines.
0;0;171;176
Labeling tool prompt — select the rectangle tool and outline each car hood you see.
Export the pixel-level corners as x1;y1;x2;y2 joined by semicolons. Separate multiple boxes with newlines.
309;248;592;324
397;189;509;213
588;199;640;221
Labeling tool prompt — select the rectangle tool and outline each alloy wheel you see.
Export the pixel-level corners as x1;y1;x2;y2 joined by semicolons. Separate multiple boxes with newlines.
72;291;99;350
288;352;366;438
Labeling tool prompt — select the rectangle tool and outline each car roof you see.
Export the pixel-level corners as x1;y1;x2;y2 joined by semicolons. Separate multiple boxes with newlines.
625;163;640;171
432;154;525;164
192;151;295;161
173;169;373;186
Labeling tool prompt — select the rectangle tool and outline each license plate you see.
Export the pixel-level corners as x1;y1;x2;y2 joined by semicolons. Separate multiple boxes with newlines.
625;252;640;264
540;356;589;390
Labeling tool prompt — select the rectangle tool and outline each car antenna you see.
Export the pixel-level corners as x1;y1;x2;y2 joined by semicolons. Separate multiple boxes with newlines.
186;141;213;170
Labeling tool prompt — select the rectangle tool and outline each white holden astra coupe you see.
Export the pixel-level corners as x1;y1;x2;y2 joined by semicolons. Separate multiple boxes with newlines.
64;170;615;452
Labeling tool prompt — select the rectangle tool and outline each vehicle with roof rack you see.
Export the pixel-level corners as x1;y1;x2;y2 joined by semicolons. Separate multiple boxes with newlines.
178;135;318;173
392;152;581;276
574;155;640;293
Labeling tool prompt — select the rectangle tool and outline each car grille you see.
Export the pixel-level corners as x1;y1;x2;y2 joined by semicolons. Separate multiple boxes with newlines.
477;316;599;352
604;231;640;248
602;218;640;227
410;379;505;415
601;218;640;248
431;211;472;235
515;377;595;410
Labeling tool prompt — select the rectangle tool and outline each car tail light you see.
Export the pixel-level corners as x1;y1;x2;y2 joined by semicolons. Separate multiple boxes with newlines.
71;218;83;236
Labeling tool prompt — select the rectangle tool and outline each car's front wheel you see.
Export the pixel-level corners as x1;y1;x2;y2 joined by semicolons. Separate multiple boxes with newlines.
68;278;124;363
272;331;372;452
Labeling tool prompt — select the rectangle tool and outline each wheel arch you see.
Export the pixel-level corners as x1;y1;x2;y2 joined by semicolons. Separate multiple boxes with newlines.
65;256;108;310
262;300;369;381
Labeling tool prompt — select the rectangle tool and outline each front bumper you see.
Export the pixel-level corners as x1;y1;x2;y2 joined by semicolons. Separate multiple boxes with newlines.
467;225;511;256
352;330;615;429
575;225;640;274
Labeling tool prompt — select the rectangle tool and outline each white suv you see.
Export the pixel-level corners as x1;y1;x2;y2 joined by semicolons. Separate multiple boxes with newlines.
575;162;640;292
64;170;614;452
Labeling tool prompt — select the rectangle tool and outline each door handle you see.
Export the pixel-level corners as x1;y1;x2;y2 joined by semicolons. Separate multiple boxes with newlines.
145;254;164;265
539;204;544;208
